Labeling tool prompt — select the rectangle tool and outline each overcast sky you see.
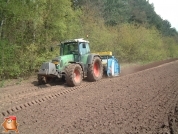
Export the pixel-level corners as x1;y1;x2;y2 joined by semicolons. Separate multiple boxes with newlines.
148;0;178;31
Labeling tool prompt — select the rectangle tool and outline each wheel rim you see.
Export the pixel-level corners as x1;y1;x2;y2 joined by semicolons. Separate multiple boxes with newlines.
74;68;81;83
93;62;100;77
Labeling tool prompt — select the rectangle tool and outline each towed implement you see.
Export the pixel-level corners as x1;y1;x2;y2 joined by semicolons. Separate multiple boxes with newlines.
95;51;121;77
37;38;120;87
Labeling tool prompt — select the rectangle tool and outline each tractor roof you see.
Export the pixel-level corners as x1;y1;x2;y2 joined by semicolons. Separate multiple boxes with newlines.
62;38;89;44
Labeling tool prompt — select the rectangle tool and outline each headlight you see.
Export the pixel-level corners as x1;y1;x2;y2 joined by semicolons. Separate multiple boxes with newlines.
52;58;61;65
53;61;59;65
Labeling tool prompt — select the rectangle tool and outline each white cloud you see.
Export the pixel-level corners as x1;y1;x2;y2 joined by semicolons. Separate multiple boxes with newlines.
148;0;178;30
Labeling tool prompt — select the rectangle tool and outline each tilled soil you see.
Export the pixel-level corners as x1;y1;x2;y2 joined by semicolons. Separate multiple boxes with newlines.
0;59;178;134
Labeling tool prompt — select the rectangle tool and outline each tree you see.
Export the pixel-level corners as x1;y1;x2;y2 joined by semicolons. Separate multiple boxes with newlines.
103;0;130;26
0;0;82;79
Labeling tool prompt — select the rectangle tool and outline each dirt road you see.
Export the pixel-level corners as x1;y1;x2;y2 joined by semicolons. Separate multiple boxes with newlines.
0;59;178;134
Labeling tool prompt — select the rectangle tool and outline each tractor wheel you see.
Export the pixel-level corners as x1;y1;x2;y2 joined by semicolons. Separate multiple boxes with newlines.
38;75;51;85
65;64;83;87
87;56;103;81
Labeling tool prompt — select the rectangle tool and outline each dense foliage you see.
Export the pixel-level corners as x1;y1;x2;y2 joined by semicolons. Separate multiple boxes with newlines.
0;0;178;79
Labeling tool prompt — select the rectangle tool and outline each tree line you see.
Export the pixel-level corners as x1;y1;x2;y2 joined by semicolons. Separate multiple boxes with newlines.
0;0;178;80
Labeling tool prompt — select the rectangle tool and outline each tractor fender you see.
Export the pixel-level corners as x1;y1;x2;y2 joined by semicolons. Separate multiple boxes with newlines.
86;54;102;65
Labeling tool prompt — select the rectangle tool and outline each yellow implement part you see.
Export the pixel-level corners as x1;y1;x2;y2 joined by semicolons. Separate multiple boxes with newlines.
93;51;112;56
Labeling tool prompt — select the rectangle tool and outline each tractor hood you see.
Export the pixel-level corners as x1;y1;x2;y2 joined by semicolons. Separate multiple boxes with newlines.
52;54;74;71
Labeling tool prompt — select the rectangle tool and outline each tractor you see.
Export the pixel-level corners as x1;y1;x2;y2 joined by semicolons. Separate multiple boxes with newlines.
37;38;121;87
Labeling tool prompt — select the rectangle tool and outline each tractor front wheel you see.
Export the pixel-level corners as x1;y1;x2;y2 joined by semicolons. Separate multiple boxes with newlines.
38;75;51;85
87;56;103;81
65;64;83;87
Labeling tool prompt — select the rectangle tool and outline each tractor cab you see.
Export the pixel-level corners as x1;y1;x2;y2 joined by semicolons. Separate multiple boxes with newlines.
60;38;90;62
60;39;90;56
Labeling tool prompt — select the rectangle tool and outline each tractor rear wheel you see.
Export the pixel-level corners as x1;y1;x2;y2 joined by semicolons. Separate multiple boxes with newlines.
87;56;103;81
65;64;83;87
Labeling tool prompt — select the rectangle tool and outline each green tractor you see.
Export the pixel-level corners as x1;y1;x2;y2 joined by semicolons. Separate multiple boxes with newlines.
38;38;103;87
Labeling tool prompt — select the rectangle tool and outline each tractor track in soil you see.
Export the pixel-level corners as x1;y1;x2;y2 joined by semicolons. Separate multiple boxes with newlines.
0;58;178;134
0;82;93;116
1;58;177;103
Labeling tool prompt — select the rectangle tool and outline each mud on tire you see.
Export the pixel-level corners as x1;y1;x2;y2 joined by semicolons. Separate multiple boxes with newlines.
87;56;103;81
65;64;83;87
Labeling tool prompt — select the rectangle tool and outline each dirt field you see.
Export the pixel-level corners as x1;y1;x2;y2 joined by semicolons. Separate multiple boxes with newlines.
0;59;178;134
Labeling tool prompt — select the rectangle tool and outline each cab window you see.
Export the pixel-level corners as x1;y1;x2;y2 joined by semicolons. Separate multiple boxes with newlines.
63;42;78;55
79;43;90;55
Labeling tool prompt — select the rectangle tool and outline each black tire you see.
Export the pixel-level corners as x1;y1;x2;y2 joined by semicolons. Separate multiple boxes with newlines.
61;75;66;82
87;56;103;81
102;65;108;78
38;75;51;85
65;64;83;87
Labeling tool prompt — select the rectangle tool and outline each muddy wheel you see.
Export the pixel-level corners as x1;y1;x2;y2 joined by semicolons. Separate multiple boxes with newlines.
65;64;83;87
87;56;103;81
38;75;51;85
